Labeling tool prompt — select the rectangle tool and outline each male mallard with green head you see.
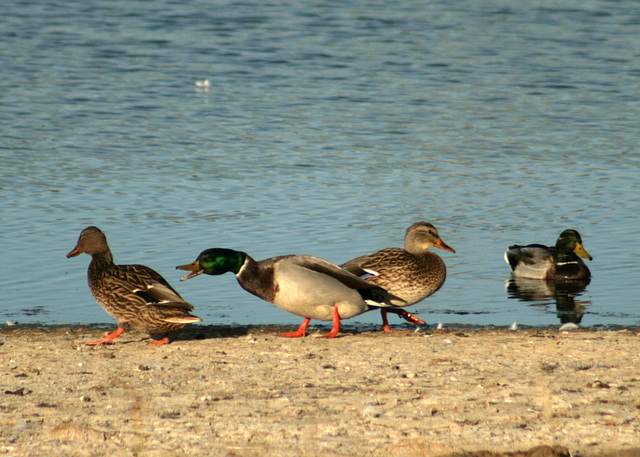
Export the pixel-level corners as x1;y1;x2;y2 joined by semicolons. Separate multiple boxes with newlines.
67;226;201;345
504;229;593;280
177;248;406;338
341;222;455;332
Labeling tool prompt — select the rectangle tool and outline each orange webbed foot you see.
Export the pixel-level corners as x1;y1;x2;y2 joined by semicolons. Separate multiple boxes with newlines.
280;318;310;338
381;324;411;333
394;309;425;325
148;334;170;346
86;327;124;345
380;309;424;332
316;306;340;339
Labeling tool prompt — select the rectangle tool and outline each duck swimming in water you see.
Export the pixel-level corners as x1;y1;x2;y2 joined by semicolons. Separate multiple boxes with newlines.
504;229;593;280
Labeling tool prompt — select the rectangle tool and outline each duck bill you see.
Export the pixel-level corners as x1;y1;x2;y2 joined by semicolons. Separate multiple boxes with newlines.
574;243;593;261
435;238;456;253
176;260;204;281
66;246;81;258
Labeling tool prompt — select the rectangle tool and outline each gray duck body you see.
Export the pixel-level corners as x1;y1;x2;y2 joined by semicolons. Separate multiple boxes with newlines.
236;253;403;321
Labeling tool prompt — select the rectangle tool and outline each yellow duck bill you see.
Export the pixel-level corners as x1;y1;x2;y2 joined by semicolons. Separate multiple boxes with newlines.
176;261;204;281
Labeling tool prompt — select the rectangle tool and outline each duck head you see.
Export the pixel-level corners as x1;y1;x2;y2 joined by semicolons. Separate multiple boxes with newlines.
177;248;246;280
405;221;456;254
67;226;110;258
557;229;593;261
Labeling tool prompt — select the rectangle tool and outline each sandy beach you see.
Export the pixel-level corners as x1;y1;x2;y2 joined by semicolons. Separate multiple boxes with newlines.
1;325;639;457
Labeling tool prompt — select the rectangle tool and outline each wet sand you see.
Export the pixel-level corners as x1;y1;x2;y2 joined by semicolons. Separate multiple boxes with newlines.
1;325;639;456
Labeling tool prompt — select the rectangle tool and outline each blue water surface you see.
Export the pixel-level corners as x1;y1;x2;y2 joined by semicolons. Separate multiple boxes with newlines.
2;0;639;330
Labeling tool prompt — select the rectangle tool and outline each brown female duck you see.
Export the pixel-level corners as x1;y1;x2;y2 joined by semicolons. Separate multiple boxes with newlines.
341;222;455;332
67;226;201;345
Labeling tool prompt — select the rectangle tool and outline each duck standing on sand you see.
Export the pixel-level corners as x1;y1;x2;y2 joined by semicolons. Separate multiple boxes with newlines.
67;226;202;346
340;222;455;332
504;229;593;280
176;248;406;338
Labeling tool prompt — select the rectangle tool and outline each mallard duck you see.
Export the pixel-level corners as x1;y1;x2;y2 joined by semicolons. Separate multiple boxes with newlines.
340;222;455;332
176;248;406;338
504;229;593;280
67;226;201;345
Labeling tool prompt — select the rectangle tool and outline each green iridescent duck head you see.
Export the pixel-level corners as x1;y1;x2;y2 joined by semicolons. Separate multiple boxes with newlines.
177;248;247;280
556;229;593;261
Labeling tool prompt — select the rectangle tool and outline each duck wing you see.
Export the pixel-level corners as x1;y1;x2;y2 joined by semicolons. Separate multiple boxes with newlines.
340;253;373;276
505;244;556;279
110;264;195;311
341;248;412;277
287;255;407;307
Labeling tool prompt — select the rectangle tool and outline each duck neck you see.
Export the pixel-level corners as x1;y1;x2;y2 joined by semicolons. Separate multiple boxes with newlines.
404;240;428;255
556;250;578;263
555;239;578;263
222;250;247;275
235;253;256;279
235;255;275;302
88;250;115;274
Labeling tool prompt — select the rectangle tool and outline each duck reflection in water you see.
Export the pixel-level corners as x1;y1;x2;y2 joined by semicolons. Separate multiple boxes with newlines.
506;277;590;324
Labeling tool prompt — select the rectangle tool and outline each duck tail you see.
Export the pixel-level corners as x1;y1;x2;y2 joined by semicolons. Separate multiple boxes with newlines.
163;316;202;324
362;287;407;308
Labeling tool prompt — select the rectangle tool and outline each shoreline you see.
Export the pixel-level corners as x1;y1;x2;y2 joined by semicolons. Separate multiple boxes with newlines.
1;325;639;456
